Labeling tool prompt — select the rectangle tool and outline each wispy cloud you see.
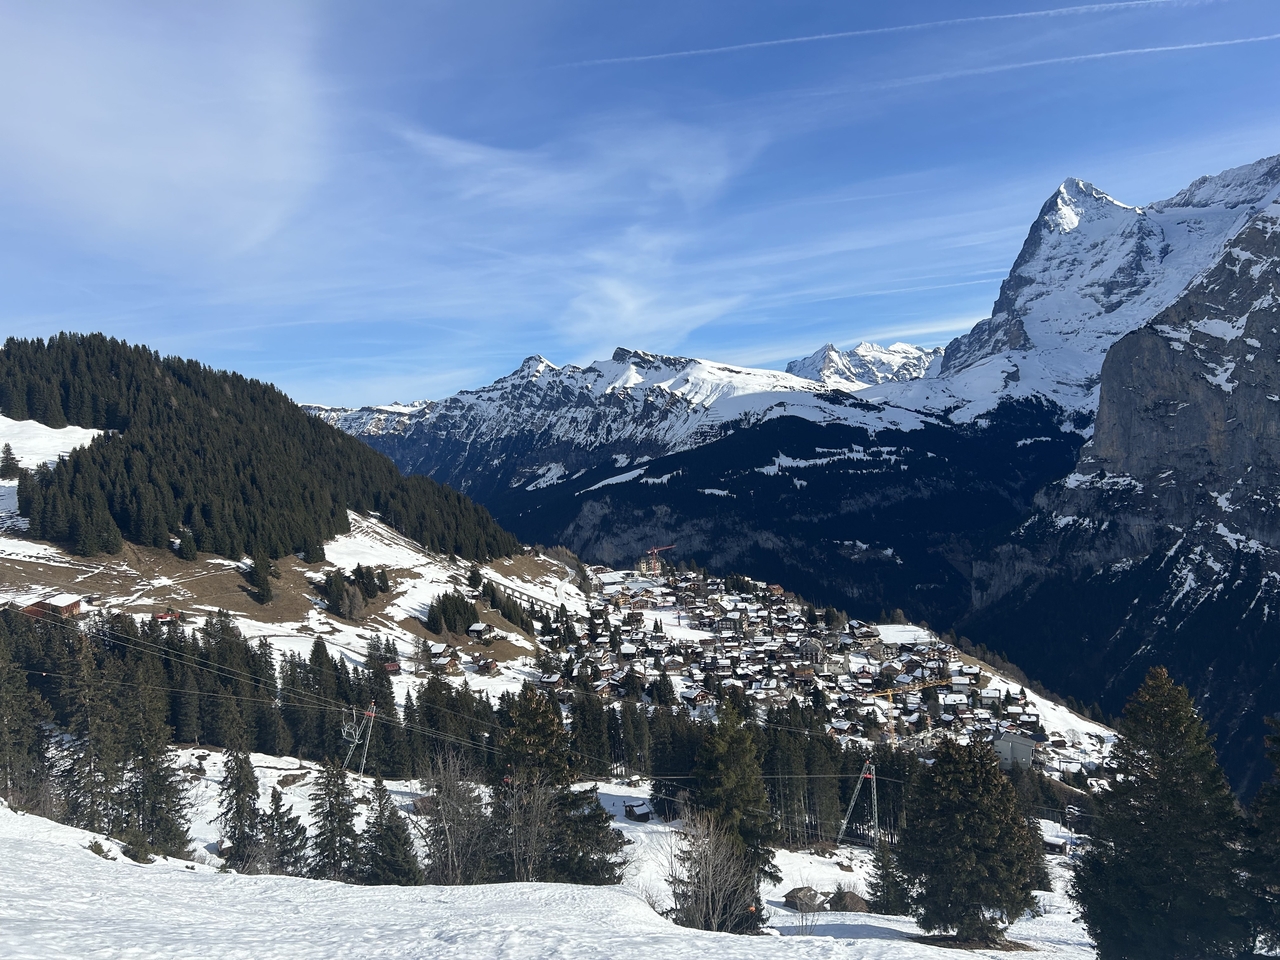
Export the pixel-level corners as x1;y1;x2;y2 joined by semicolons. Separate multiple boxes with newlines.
396;122;747;211
0;3;323;262
877;31;1280;88
561;0;1206;67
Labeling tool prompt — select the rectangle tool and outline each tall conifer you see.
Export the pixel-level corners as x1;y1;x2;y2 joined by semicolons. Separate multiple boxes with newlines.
866;839;911;915
897;737;1042;944
217;749;262;871
1071;667;1252;959
360;778;423;886
260;787;308;876
692;704;775;879
308;762;360;882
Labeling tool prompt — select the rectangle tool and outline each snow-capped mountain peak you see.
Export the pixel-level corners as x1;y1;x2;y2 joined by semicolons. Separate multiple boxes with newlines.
1046;178;1134;233
786;341;943;389
876;154;1280;423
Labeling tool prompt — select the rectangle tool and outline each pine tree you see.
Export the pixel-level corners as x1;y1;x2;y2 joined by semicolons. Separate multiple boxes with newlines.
497;685;571;785
897;737;1042;944
308;762;360;881
1071;667;1252;959
651;671;676;707
0;443;19;479
250;551;273;605
117;651;190;860
260;787;308;876
692;704;775;880
0;622;51;808
217;749;262;871
57;632;125;835
866;839;911;915
570;693;610;778
544;784;626;884
360;777;423;885
1250;717;1280;952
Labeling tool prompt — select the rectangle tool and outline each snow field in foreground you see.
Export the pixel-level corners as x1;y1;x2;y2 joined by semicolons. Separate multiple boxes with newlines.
1;753;1097;960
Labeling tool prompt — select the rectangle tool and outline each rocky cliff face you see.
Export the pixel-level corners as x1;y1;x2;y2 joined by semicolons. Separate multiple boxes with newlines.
964;191;1280;793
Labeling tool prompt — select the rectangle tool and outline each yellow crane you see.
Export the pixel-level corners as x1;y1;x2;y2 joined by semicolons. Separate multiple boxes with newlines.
862;676;952;699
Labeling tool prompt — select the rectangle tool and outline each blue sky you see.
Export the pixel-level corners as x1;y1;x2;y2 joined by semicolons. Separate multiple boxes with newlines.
1;1;1278;405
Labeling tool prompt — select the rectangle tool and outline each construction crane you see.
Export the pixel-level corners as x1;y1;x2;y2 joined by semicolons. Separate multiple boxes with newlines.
643;544;675;575
863;676;951;699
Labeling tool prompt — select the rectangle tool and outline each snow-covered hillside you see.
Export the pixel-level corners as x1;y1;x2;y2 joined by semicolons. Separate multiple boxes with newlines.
786;342;943;391
0;414;101;468
0;790;1096;960
0;415;105;531
304;347;935;498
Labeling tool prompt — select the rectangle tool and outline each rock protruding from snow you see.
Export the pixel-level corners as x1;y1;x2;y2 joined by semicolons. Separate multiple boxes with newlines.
786;342;943;390
968;187;1280;794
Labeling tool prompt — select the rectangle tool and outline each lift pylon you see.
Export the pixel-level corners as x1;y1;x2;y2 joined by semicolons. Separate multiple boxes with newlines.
836;760;879;847
341;701;377;778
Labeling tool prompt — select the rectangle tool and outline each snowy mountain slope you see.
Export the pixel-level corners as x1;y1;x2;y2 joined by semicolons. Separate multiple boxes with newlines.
0;798;1096;960
301;400;433;447
786;342;943;390
0;414;102;468
306;347;934;501
315;155;1280;462
495;400;1082;627
878;154;1280;422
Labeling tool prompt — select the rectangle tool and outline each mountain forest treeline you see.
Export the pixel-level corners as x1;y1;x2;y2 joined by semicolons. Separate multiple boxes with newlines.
0;333;519;561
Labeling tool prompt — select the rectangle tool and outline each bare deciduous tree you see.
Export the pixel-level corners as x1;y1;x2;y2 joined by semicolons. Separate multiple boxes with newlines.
666;807;764;935
414;752;493;885
495;768;556;882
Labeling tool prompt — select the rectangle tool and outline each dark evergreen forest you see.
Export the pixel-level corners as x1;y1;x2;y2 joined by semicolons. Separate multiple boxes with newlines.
0;602;993;864
0;333;519;561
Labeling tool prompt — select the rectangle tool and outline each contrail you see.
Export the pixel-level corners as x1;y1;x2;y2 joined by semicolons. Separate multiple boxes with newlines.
562;1;1208;68
875;32;1280;88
